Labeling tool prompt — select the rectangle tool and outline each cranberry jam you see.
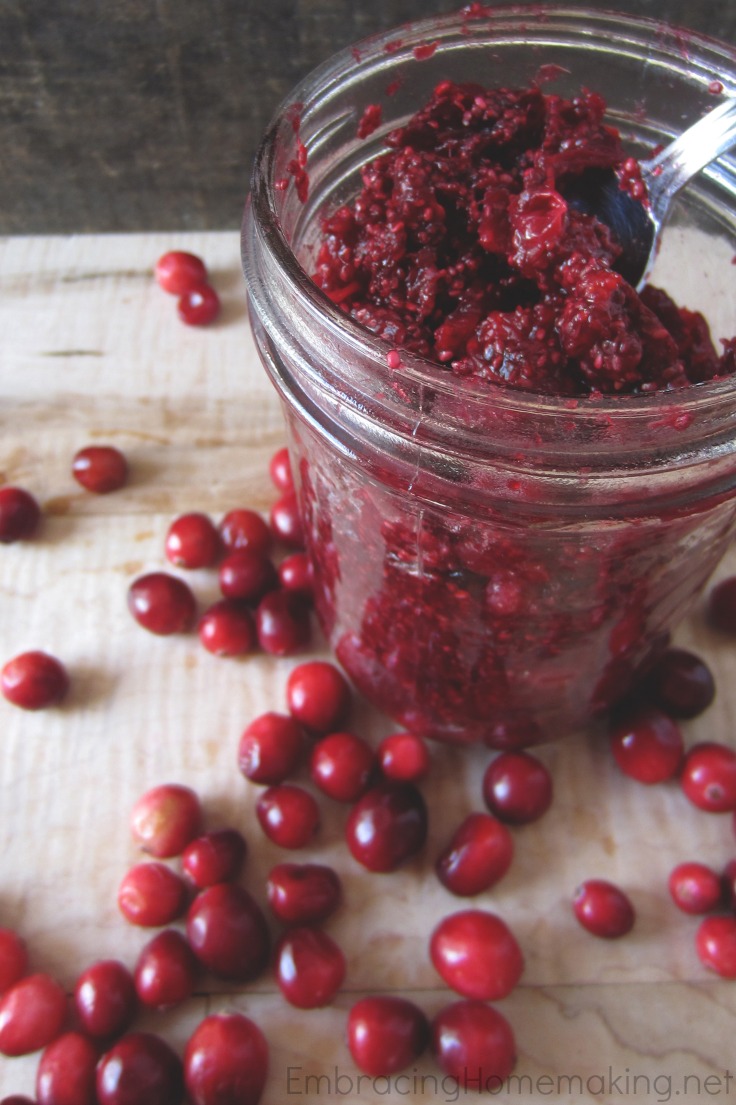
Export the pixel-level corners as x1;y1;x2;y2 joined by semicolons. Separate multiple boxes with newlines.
243;8;736;746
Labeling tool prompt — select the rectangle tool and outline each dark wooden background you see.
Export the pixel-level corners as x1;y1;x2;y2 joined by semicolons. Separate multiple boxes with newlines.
3;0;735;234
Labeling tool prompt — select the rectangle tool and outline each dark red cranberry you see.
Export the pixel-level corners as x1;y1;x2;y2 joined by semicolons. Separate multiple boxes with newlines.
435;812;514;897
184;1012;268;1105
238;712;305;785
155;250;207;294
269;446;294;494
96;1032;183;1105
255;784;320;849
178;284;220;326
669;862;724;914
681;742;736;812
377;732;430;782
74;960;136;1040
36;1030;98;1105
696;915;736;978
708;576;736;634
278;555;314;606
1;651;69;711
218;510;272;556
345;781;427;872
347;995;429;1076
0;973;67;1056
134;929;198;1009
198;599;257;656
310;731;375;802
286;660;351;734
182;828;247;889
429;909;523;1000
1;1096;37;1104
256;591;310;656
127;572;196;635
269;492;304;548
0;928;28;993
130;783;203;857
165;512;221;569
219;549;278;603
643;647;716;719
186;884;270;982
481;750;552;824
266;862;341;925
273;926;345;1009
71;446;128;494
609;709;684;784
117;861;188;927
431;1000;516;1089
0;486;41;543
573;879;635;938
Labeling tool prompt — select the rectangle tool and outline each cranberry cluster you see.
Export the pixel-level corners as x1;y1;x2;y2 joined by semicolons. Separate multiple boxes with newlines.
154;251;221;327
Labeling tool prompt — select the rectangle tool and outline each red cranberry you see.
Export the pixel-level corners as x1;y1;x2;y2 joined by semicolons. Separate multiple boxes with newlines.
266;862;341;925
310;731;375;803
0;486;41;543
429;909;523;1000
186;884;270;982
1;1097;37;1104
256;591;310;656
184;1012;268;1105
117;861;188;927
130;782;203;857
255;784;320;849
573;879;635;938
1;651;69;711
238;712;305;785
182;828;247;889
74;960;136;1040
669;861;724;914
177;284;220;326
0;973;67;1056
286;660;351;734
134;929;198;1009
435;812;514;897
708;576;736;634
277;551;314;599
696;915;736;978
218;510;272;556
219;549;278;603
269;446;294;494
198;599;257;656
377;732;430;782
345;781;427;872
347;995;428;1076
273;926;345;1009
165;512;221;569
36;1030;98;1105
0;928;28;993
155;250;207;295
127;572;196;635
681;742;736;813
96;1031;183;1105
643;647;716;719
269;492;304;548
71;446;128;494
481;750;552;824
609;709;684;784
431;1000;516;1089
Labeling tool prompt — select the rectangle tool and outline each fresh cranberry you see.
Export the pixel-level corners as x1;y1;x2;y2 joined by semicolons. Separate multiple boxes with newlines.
238;712;305;785
266;862;342;925
273;926;345;1009
695;915;736;978
310;732;375;802
345;781;427;872
186;884;270;982
269;446;294;494
0;1097;37;1104
277;551;314;599
668;862;724;914
71;446;128;494
184;1012;268;1105
429;909;523;1000
256;591;311;655
681;743;736;813
155;250;208;294
0;973;67;1056
219;549;278;603
269;492;304;548
134;929;198;1009
481;750;552;824
643;647;716;719
198;599;257;656
127;572;196;635
218;510;272;556
255;784;320;848
0;928;28;993
182;828;247;889
708;576;736;634
0;486;41;543
36;1030;98;1105
73;960;136;1040
130;782;203;857
177;284;220;326
286;660;351;734
96;1032;183;1105
573;879;635;938
609;708;684;784
435;812;514;897
377;732;430;781
431;1000;516;1089
165;512;221;568
117;861;188;927
1;651;69;711
347;995;428;1076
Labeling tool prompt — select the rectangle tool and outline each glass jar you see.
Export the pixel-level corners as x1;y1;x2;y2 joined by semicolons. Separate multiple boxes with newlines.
242;6;736;747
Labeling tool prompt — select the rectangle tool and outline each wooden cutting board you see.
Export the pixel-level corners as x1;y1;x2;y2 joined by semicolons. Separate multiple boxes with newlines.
2;231;736;1102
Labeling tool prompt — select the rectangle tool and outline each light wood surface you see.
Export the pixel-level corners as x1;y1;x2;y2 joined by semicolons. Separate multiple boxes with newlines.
2;231;736;1102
